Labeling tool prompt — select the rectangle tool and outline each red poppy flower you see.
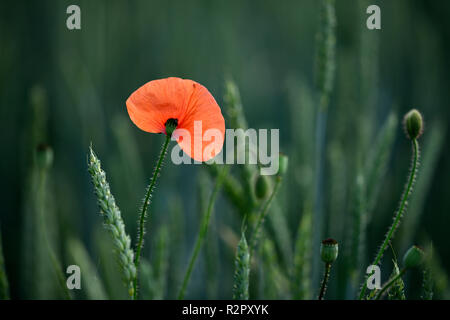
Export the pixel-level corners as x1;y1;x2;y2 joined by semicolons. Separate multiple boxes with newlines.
126;77;225;162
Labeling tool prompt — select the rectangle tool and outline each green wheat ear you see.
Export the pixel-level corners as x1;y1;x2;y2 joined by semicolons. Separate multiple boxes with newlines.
88;145;136;299
387;260;406;300
374;245;424;300
233;231;250;300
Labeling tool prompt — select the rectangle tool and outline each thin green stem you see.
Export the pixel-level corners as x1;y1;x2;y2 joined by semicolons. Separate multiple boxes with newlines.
318;263;332;300
359;139;419;299
177;165;228;300
249;176;282;256
375;268;406;300
133;134;171;300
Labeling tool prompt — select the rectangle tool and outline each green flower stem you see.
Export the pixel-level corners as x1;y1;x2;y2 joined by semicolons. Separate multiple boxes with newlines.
133;134;171;300
375;268;406;300
178;165;229;300
359;139;419;299
250;176;282;255
318;263;332;300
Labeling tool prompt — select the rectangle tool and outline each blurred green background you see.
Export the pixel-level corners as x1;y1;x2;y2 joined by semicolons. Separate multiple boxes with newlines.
1;0;449;299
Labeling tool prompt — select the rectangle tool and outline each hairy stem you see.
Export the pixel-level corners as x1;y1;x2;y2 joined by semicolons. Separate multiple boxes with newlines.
312;0;336;289
177;165;228;300
318;263;332;300
375;268;406;300
250;176;282;255
359;139;419;299
133;134;171;299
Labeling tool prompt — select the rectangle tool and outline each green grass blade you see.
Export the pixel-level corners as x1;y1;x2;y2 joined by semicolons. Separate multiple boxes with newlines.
292;204;313;300
365;112;398;216
152;225;169;299
139;258;154;300
178;165;228;299
350;173;367;285
66;237;108;300
261;238;290;299
139;227;170;300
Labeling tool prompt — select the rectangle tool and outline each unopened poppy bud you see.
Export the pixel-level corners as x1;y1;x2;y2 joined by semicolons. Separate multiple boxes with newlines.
255;174;270;199
36;143;54;169
278;153;289;176
403;245;424;269
320;238;338;264
403;109;423;140
165;118;178;137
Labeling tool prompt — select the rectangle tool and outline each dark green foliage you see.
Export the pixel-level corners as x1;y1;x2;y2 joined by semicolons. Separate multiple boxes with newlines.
1;0;449;301
0;229;10;300
422;267;434;300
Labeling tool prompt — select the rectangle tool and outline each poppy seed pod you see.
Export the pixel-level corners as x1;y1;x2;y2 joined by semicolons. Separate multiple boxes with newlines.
278;153;289;176
403;245;424;269
320;238;338;264
255;174;270;199
403;109;423;140
36;143;54;169
165;118;178;137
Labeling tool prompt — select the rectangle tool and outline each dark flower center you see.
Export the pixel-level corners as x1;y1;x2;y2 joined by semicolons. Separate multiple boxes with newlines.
165;118;178;136
322;238;338;245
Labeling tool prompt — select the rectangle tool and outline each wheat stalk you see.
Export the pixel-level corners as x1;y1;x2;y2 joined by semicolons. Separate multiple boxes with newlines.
88;146;136;299
233;231;250;300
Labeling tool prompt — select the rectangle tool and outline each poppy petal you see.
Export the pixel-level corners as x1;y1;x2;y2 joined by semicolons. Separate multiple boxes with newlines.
176;83;225;162
126;77;194;134
126;77;225;162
